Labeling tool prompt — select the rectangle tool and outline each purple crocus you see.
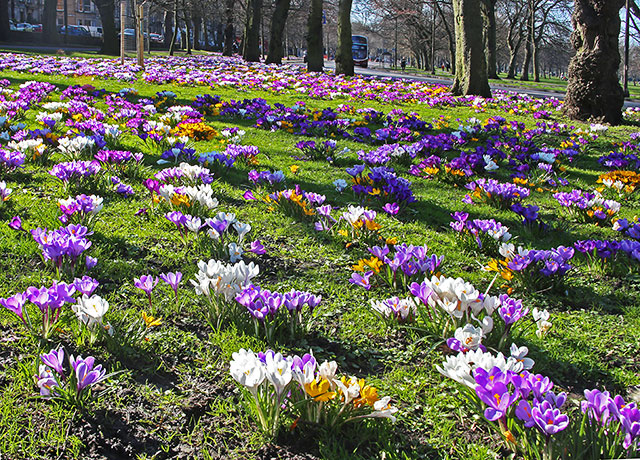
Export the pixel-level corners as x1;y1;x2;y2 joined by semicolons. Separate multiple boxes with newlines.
8;216;23;231
160;271;182;296
74;276;99;296
531;400;569;435
349;271;373;290
134;275;159;295
41;347;65;376
70;354;107;391
0;292;27;323
248;239;266;255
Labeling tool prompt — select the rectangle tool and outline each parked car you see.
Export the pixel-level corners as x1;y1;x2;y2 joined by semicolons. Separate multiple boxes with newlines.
149;33;163;44
9;20;17;31
31;24;42;32
86;26;103;38
57;25;91;37
15;23;34;32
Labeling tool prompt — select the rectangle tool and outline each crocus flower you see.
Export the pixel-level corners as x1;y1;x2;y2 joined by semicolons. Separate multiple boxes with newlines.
8;216;23;231
349;271;373;290
40;347;65;376
71;355;107;391
134;275;159;295
160;271;182;296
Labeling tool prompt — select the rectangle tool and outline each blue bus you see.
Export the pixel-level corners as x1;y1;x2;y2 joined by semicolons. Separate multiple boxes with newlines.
352;35;368;68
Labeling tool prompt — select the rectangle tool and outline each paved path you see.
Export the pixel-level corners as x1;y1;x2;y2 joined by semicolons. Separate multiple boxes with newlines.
320;60;640;108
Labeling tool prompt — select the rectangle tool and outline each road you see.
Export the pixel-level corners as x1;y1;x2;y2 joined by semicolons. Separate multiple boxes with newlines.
320;60;640;108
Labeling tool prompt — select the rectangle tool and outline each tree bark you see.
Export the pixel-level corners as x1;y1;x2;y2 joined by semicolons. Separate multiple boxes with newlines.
0;0;9;41
506;42;521;78
243;0;262;61
223;0;235;55
434;0;455;74
185;10;192;54
306;0;323;71
335;0;353;76
520;36;531;81
451;0;491;96
42;0;58;44
164;10;173;49
169;1;179;55
482;0;498;79
202;18;210;50
266;0;291;64
94;0;118;55
193;14;202;50
564;0;625;124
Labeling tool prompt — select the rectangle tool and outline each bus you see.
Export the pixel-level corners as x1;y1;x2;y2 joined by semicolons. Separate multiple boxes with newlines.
352;35;368;68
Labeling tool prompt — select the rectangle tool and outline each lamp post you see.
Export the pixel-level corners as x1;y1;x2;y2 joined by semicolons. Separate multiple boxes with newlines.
394;15;397;69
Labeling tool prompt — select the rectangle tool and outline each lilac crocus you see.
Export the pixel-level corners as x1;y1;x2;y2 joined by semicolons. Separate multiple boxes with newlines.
248;239;266;255
74;276;99;296
134;275;158;295
8;216;23;231
349;271;373;290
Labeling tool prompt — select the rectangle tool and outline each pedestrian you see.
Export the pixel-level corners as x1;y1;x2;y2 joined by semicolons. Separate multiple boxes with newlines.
401;58;406;71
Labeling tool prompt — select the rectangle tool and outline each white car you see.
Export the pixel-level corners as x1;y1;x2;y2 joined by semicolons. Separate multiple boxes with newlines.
15;23;34;32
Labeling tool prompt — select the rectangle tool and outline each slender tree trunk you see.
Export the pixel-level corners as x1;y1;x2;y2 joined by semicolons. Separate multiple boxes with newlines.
564;0;625;124
243;0;261;61
266;0;291;64
451;0;491;96
307;0;323;71
520;39;531;81
0;0;9;41
482;0;498;79
185;9;192;54
164;10;173;49
169;1;179;55
42;0;58;44
434;0;455;74
223;0;234;55
335;0;353;75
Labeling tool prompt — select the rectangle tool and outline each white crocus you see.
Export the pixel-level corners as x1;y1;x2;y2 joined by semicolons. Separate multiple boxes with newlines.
436;349;523;389
230;349;265;394
233;222;251;241
72;294;109;328
264;352;293;396
228;243;244;263
370;396;398;422
454;324;484;351
510;344;535;370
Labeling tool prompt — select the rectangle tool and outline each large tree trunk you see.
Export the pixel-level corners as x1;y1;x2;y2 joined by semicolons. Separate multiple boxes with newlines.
0;0;9;41
42;0;58;44
243;0;262;61
193;14;202;50
564;0;625;124
506;43;520;79
185;10;192;54
266;0;291;64
164;10;173;49
335;0;353;76
93;0;117;54
482;0;498;79
451;0;491;96
306;0;323;71
202;18;210;50
223;0;234;55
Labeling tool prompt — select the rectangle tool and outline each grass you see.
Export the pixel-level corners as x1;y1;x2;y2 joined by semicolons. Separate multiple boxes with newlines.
0;51;639;459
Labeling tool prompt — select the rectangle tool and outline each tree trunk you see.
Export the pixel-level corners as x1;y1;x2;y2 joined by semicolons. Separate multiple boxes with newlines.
0;0;9;41
94;0;117;55
266;0;291;64
223;0;234;55
520;39;531;81
307;0;323;71
42;0;58;44
193;14;201;50
482;0;498;79
564;0;625;124
243;0;262;61
451;0;491;96
506;44;520;79
169;1;179;55
164;10;173;49
335;0;353;76
202;18;210;50
434;0;455;75
185;11;192;54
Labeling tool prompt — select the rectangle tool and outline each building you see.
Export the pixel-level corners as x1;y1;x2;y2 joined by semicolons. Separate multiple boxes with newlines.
10;0;44;24
56;0;102;27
